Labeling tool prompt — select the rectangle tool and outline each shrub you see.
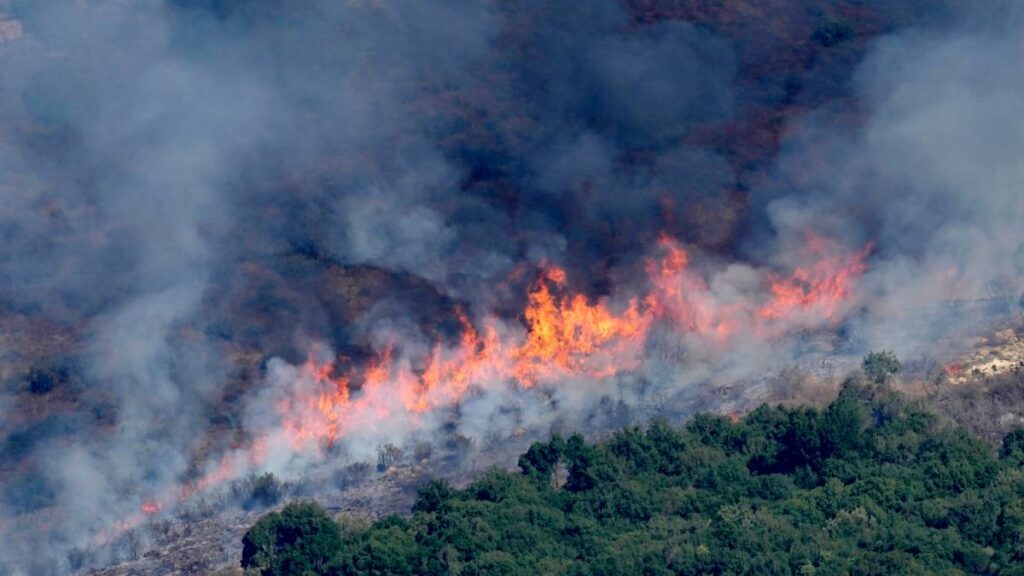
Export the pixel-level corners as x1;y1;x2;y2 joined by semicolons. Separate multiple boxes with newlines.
241;501;341;576
1000;428;1024;464
244;473;284;510
863;351;902;384
411;479;454;513
26;366;67;395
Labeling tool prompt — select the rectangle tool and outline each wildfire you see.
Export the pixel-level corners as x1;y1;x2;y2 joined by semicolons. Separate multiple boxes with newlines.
276;266;652;448
944;363;965;376
125;231;871;534
759;234;872;322
274;232;872;452
644;234;741;339
512;266;648;385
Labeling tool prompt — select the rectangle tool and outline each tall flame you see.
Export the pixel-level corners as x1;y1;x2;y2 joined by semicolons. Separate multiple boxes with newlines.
126;232;871;528
275;232;871;451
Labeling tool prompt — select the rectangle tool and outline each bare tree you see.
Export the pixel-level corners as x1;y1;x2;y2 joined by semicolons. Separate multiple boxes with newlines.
376;443;403;472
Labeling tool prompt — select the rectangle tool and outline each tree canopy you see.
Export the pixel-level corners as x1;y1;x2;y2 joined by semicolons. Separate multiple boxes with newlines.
242;384;1024;575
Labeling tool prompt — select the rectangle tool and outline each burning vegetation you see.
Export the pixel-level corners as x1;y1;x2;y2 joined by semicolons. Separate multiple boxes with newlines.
275;234;872;455
0;0;1021;574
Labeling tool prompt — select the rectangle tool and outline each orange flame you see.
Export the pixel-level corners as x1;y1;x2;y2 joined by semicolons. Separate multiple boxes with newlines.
121;231;870;543
276;267;651;448
759;235;872;322
275;234;870;451
512;266;648;385
644;234;741;339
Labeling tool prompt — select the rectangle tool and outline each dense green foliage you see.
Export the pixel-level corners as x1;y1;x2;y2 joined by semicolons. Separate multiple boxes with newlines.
243;501;342;575
242;385;1024;575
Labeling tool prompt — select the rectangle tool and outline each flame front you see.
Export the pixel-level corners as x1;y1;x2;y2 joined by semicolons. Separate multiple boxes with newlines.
277;265;652;449
115;232;870;549
276;233;872;450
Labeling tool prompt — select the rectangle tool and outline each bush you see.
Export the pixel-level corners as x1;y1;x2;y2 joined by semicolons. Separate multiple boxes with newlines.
813;19;854;47
242;388;1024;575
333;462;372;490
26;366;67;395
863;351;901;384
411;479;453;513
244;473;284;510
999;427;1024;464
376;443;403;472
241;501;341;576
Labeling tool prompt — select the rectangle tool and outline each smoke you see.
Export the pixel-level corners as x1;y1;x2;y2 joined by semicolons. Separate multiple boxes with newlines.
0;0;1021;573
0;1;275;572
0;0;506;570
757;9;1024;356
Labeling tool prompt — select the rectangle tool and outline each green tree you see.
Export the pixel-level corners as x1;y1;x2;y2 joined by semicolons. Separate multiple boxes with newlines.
241;501;341;576
411;479;454;513
1000;428;1024;465
863;351;902;384
242;386;1024;576
517;434;565;484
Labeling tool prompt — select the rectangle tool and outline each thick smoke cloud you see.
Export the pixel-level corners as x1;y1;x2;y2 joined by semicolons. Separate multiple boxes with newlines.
0;2;272;572
328;0;739;301
758;10;1024;356
0;0;501;572
0;0;1020;573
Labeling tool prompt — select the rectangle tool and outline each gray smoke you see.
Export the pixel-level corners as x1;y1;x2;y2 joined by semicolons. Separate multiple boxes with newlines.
0;0;499;572
758;9;1024;357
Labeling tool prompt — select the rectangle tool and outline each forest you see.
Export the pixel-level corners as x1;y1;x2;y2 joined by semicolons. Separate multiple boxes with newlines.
241;381;1024;575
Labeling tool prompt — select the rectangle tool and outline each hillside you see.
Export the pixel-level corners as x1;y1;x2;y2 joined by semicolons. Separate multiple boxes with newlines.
0;0;1021;574
241;382;1024;575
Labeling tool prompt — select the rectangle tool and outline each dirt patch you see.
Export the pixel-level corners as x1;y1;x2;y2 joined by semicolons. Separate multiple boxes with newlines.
942;328;1024;384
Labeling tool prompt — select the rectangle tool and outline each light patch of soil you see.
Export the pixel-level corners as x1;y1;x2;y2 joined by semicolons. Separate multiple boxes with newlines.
943;328;1024;384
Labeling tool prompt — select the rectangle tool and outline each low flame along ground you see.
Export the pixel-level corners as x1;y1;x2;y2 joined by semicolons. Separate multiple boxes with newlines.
130;232;869;525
